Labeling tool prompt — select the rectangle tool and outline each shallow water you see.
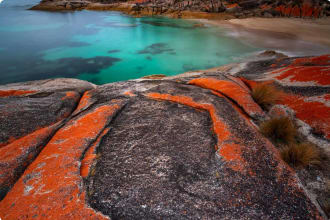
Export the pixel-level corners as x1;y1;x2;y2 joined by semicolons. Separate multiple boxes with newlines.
0;0;264;85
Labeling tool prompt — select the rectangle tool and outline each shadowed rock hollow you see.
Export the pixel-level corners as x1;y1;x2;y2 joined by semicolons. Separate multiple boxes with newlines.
0;55;329;219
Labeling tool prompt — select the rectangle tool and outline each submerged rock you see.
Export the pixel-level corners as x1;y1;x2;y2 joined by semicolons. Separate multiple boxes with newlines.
0;55;329;219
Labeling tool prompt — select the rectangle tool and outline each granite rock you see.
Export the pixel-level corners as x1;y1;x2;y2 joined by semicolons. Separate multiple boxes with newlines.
0;55;329;219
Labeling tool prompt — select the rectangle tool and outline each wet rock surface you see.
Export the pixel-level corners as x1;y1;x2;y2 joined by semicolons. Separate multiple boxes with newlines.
0;55;329;219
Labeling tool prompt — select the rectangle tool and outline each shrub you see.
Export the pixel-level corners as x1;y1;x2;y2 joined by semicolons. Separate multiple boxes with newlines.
260;117;297;144
251;83;280;110
280;143;321;168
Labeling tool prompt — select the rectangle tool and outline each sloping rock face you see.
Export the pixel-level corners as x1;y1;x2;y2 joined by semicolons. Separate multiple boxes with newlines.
0;55;329;219
236;55;330;148
32;0;330;19
0;78;95;200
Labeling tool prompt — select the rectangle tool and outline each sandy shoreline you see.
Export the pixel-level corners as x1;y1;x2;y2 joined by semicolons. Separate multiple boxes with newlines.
199;17;330;55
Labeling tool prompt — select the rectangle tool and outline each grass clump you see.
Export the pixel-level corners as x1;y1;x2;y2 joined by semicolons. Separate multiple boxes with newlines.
260;117;297;144
280;143;321;168
251;83;280;110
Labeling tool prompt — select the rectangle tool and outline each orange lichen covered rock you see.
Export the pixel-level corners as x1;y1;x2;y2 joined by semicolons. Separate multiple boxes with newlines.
280;93;330;139
142;90;321;219
0;122;61;200
0;105;120;219
292;55;330;66
189;78;265;119
284;5;292;16
147;92;269;175
272;66;330;86
0;91;82;148
237;55;330;143
146;92;232;147
61;91;80;101
291;5;301;17
72;90;94;115
80;128;110;178
123;90;137;97
0;90;36;97
302;3;314;17
226;3;238;9
267;55;330;87
218;143;247;173
0;61;327;218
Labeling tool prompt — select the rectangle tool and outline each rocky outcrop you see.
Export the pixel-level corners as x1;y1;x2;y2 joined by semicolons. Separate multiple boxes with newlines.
0;55;329;219
0;78;95;201
236;55;330;147
31;0;330;19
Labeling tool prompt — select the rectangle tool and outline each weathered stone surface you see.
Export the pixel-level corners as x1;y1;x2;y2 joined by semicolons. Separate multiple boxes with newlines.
0;78;96;94
237;55;330;143
31;0;330;19
0;104;122;219
0;78;95;146
0;56;329;219
0;78;95;200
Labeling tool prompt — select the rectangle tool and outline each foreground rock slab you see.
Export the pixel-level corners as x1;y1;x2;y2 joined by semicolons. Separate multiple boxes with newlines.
0;55;329;219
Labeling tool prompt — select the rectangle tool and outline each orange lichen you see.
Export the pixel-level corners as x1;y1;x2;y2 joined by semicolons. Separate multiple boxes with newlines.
226;3;238;9
146;92;252;174
0;90;36;97
147;92;231;144
61;91;79;101
260;4;271;10
0;136;16;148
225;75;250;92
72;91;93;115
240;73;330;139
0;123;59;190
280;94;330;139
274;66;330;86
80;127;110;178
284;6;292;16
0;105;120;219
218;143;245;172
290;5;300;17
313;7;320;18
189;78;264;118
211;90;253;125
239;77;258;90
292;55;330;66
275;5;284;14
123;91;136;97
325;94;330;101
301;3;313;17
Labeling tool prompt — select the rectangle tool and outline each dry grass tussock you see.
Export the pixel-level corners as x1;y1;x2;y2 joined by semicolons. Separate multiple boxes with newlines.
280;143;321;168
260;117;296;144
251;83;281;110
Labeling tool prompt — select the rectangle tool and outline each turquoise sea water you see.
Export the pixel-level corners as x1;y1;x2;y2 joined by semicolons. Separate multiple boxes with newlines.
0;0;265;85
